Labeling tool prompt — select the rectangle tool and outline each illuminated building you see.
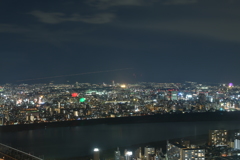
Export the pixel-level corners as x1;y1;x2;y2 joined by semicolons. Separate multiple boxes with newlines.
134;147;142;159
182;149;205;160
171;91;178;101
93;148;100;160
158;92;166;100
234;130;240;139
125;150;132;160
209;130;228;146
115;148;121;160
186;94;193;100
234;139;240;150
206;96;214;102
144;146;155;160
167;141;205;160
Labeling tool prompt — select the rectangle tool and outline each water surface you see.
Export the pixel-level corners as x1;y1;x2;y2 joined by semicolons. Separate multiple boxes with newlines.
0;121;239;159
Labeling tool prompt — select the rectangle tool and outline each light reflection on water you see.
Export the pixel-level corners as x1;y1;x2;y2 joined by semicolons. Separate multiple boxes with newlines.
0;121;240;159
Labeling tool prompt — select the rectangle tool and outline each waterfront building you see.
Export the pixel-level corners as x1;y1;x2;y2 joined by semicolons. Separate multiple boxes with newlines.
209;130;228;146
167;141;205;160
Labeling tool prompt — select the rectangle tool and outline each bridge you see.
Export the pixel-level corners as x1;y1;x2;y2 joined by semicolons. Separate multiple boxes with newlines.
0;143;43;160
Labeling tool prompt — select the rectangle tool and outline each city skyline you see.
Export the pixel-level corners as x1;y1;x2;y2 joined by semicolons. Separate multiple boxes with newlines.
1;0;240;84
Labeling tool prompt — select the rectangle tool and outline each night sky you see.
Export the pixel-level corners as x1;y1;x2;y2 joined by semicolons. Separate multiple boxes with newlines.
1;0;240;84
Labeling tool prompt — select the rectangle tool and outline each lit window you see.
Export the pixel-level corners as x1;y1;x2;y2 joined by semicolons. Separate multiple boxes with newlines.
198;153;202;157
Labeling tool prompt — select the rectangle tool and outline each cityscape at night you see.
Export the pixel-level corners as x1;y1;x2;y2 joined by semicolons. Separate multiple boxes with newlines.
1;0;240;159
0;81;240;159
0;81;240;126
0;81;240;160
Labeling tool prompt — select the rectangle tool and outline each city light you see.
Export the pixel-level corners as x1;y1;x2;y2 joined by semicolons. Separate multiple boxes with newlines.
126;151;132;156
94;148;99;152
120;84;126;88
79;98;86;102
72;93;78;97
1;81;240;134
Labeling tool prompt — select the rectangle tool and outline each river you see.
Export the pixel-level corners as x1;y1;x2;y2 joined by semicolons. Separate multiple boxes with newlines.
0;120;240;159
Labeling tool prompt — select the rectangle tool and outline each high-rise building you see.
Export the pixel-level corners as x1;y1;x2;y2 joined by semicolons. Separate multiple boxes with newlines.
167;141;205;160
125;151;132;160
234;139;240;150
234;130;240;139
144;146;155;160
209;130;228;146
93;148;100;160
115;147;121;160
134;147;141;159
171;91;178;100
182;148;205;160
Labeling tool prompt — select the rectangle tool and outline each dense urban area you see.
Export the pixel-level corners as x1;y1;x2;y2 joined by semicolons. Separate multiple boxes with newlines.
0;81;239;125
1;81;240;160
94;129;240;160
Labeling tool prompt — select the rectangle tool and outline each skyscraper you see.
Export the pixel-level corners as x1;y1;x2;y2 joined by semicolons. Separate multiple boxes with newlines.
209;130;228;146
93;148;100;160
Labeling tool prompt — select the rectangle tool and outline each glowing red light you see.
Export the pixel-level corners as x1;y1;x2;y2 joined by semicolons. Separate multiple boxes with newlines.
71;93;78;97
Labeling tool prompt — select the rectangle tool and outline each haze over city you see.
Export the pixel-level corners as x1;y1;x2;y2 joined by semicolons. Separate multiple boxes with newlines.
1;0;240;84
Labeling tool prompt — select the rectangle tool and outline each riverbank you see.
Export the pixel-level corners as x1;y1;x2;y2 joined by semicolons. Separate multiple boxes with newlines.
1;111;239;132
57;134;208;160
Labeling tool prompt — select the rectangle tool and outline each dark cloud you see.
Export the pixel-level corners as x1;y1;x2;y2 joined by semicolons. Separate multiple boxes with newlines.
0;24;30;33
85;0;148;9
29;10;115;24
117;18;240;44
0;0;240;84
85;0;197;10
163;0;198;5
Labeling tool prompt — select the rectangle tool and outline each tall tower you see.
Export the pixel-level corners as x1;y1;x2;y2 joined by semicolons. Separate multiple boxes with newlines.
93;148;100;160
112;80;115;86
